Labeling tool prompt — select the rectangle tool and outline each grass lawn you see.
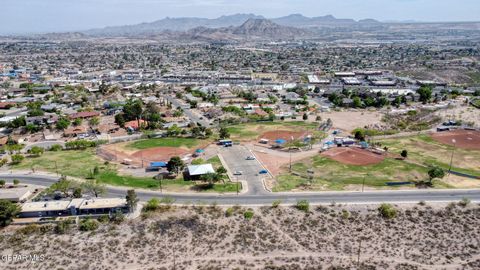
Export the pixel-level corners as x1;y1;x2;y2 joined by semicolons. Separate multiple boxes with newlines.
127;137;200;150
227;121;320;141
12;149;239;193
206;155;223;169
12;149;101;178
378;134;480;176
273;156;432;192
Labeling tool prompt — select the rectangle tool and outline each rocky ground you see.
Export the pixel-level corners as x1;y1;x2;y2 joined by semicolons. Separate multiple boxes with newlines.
1;202;480;270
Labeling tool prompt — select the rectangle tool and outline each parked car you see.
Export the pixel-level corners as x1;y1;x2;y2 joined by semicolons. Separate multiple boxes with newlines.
246;156;256;160
233;171;243;175
259;169;268;174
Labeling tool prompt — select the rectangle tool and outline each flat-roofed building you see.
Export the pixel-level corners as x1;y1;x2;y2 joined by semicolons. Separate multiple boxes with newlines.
0;187;32;202
18;198;129;218
342;77;361;85
334;72;356;77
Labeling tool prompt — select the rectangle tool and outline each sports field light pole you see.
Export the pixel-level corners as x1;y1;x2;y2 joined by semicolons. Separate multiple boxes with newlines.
448;139;457;174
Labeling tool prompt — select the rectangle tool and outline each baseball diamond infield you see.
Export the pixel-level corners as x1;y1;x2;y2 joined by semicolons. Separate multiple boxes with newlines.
321;147;385;165
431;130;480;150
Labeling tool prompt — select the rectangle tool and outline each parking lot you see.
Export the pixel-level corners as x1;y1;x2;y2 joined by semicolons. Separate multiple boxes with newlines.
219;144;268;195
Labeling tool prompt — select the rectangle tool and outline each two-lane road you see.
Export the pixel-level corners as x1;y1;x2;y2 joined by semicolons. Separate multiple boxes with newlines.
1;174;479;205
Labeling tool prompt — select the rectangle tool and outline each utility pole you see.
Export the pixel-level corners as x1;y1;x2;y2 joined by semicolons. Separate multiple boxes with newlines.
157;174;163;193
356;237;363;268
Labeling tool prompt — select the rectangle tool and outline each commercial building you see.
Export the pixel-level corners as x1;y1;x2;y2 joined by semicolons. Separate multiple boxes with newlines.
19;198;129;218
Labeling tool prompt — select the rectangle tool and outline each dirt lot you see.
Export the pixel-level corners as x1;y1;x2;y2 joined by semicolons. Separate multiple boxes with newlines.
2;203;479;269
321;147;385;166
320;110;384;132
100;143;189;166
431;130;480;150
434;101;480;127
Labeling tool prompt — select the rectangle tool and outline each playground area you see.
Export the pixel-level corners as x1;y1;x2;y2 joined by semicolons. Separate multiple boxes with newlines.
431;129;480;150
321;147;385;166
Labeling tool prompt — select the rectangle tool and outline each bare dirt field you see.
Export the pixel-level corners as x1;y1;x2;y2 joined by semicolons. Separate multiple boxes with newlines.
434;102;480;127
1;203;480;270
431;130;480;150
259;130;309;143
100;144;189;166
321;147;385;165
319;110;384;132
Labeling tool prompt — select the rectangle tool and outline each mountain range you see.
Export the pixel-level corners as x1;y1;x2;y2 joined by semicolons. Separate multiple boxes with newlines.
83;13;379;37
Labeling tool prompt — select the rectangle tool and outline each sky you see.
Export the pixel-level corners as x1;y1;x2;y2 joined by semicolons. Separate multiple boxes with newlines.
1;0;479;34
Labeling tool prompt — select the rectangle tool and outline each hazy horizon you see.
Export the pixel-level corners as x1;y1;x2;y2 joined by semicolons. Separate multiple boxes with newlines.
1;0;479;35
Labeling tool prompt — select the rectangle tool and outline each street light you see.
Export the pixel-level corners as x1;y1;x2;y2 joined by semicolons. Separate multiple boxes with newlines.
448;139;457;174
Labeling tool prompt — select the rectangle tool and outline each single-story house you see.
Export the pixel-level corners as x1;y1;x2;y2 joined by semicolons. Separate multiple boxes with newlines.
68;111;100;120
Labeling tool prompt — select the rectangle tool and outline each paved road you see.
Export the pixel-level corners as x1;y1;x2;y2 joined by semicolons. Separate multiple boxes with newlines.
218;145;268;195
1;174;480;205
165;96;212;127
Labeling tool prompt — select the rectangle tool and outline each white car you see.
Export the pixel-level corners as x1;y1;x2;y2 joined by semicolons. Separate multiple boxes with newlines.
233;171;243;175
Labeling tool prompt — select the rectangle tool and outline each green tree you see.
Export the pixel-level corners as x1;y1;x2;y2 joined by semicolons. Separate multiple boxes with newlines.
10;154;24;164
353;96;362;108
126;189;139;212
0;180;5;187
56;117;71;130
0;200;21;227
114;113;125;127
401;150;408;159
13;179;19;185
73;118;82;126
205;128;213;137
417;86;433;104
219;127;230;139
89;117;100;127
29;146;44;157
428;166;445;184
49;179;74;197
302;113;308;121
81;179;106;198
123;99;143;121
354;129;365;141
167;156;185;175
25;123;40;133
216;166;227;175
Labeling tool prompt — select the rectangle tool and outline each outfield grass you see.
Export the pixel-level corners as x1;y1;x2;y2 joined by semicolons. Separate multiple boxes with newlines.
227;121;320;141
273;156;431;192
379;134;480;176
12;149;101;178
127;137;200;150
12;149;239;193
